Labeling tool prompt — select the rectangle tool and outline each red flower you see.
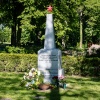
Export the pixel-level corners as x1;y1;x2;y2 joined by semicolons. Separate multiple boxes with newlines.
52;76;58;79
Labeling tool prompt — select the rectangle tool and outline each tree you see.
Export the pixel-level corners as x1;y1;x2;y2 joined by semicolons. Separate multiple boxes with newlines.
84;0;100;45
0;0;24;46
0;26;11;43
0;0;100;50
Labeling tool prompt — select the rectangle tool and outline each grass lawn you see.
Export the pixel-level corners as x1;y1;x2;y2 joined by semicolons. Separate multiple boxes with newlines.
0;72;100;100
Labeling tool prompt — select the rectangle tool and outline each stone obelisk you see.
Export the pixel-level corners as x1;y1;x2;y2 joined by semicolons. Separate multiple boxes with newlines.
38;6;64;83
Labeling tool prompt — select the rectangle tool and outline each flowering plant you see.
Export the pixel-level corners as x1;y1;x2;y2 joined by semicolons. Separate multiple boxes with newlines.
20;68;43;89
52;75;67;88
59;75;66;83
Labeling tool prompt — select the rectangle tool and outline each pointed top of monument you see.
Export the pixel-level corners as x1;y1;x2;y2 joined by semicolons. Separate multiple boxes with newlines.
47;5;53;12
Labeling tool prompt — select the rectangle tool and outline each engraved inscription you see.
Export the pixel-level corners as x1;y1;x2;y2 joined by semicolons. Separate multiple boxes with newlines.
39;55;58;62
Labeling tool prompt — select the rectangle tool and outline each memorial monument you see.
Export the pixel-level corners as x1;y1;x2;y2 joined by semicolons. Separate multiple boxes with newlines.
38;5;64;83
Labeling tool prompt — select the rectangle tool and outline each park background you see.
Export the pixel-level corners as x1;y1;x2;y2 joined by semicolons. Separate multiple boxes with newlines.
0;0;100;76
0;0;100;100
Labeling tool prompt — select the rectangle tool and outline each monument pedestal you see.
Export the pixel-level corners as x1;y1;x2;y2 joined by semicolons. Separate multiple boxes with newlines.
38;49;64;83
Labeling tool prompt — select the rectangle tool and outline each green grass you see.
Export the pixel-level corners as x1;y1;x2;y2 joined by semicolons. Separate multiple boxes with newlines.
0;72;100;100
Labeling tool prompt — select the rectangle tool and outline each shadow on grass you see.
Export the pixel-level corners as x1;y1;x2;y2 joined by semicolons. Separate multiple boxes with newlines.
50;88;60;100
32;87;100;100
0;72;24;92
67;76;100;85
31;88;60;100
0;72;100;100
61;87;100;99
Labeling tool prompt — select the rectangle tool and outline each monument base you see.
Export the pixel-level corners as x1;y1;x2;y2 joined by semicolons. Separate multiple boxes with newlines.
43;68;64;83
38;48;64;83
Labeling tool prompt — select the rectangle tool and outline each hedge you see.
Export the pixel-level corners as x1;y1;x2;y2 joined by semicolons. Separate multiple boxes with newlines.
0;53;37;72
62;56;100;76
0;53;100;76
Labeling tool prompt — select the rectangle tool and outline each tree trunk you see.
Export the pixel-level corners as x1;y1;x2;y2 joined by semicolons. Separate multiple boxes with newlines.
80;11;83;49
11;0;17;46
11;23;16;46
16;19;21;46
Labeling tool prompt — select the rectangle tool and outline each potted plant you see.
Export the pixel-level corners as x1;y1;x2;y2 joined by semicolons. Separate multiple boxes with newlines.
38;83;50;90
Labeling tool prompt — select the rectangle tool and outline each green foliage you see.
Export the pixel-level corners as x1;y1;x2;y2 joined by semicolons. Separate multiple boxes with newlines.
18;0;46;46
20;29;30;44
62;56;80;75
0;26;11;43
5;46;25;53
53;0;77;49
0;44;42;54
84;0;100;43
0;53;99;76
62;56;100;76
81;57;100;76
0;53;37;72
0;0;100;48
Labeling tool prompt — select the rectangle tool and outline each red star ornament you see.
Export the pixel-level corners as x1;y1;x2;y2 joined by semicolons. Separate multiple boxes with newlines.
47;5;53;12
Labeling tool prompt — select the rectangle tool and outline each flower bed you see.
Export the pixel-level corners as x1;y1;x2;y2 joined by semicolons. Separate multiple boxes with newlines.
20;68;67;90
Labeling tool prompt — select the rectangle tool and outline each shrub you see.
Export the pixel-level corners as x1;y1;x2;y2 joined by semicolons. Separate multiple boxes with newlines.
0;53;37;72
4;45;42;54
5;46;25;53
62;56;81;75
62;56;100;77
81;57;100;76
0;53;100;77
